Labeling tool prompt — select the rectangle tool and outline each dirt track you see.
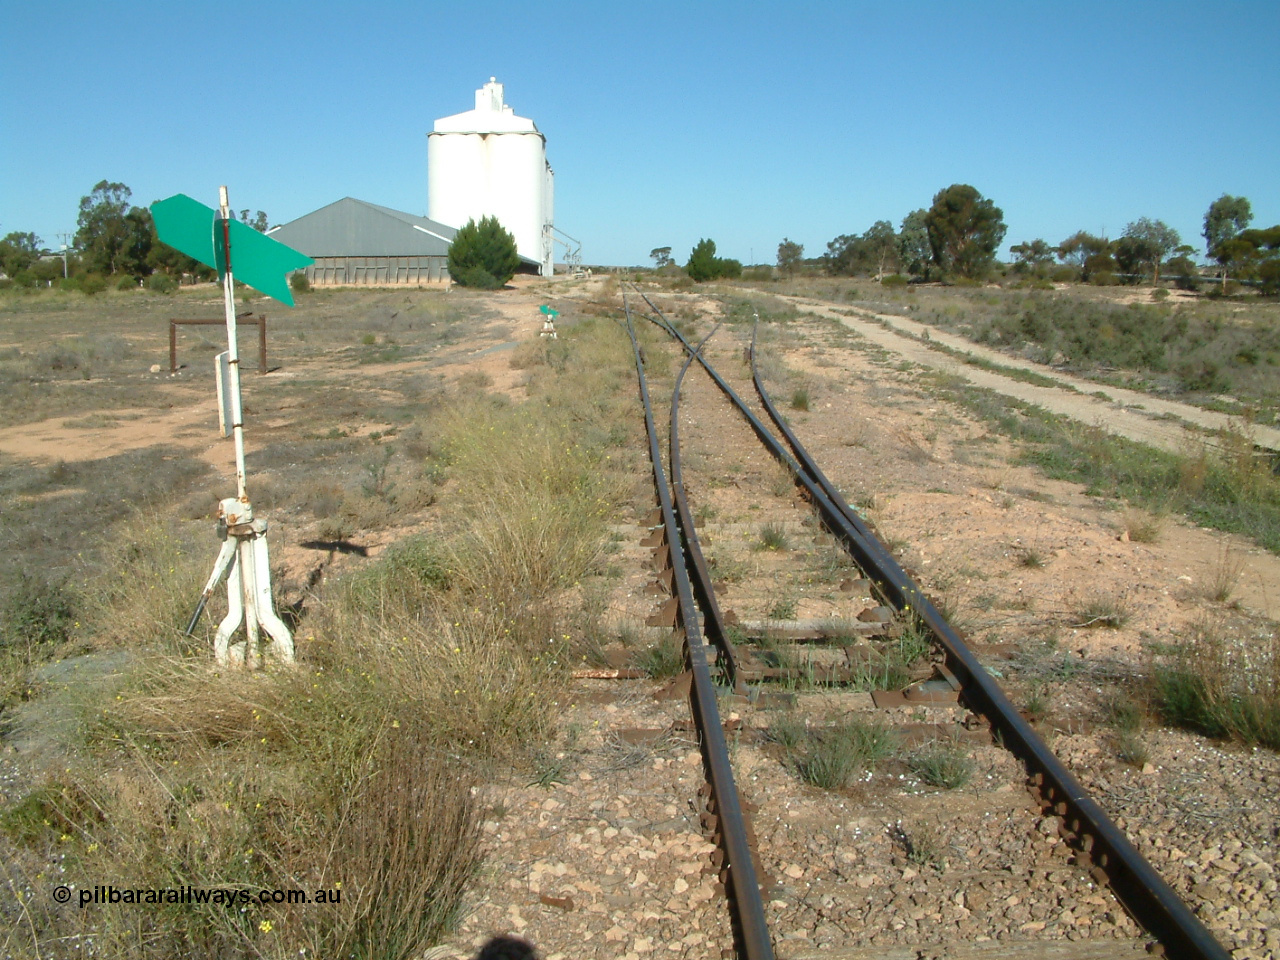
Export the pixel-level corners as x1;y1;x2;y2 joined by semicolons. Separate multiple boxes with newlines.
784;295;1280;455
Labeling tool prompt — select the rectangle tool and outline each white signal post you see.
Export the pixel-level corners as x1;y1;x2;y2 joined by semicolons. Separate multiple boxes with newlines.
186;187;294;667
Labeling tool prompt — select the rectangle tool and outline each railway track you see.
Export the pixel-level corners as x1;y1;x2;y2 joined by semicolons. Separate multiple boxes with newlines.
619;285;1232;960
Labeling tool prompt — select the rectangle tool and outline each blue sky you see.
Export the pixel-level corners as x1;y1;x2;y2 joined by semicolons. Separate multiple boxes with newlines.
2;0;1277;268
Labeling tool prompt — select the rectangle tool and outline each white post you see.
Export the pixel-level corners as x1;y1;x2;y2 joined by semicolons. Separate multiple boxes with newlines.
197;187;294;666
218;186;249;501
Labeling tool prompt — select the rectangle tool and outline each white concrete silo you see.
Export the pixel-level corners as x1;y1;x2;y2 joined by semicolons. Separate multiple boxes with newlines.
427;78;554;277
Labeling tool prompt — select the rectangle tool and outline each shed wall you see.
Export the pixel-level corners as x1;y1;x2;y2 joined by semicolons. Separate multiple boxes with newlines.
306;255;449;285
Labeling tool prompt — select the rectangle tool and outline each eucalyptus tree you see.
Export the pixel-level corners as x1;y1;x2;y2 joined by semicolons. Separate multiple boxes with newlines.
924;184;1006;279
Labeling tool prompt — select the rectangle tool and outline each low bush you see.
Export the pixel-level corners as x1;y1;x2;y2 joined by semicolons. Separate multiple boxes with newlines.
78;274;107;295
146;273;177;293
1122;508;1164;543
965;289;1280;403
1;572;76;649
289;270;311;294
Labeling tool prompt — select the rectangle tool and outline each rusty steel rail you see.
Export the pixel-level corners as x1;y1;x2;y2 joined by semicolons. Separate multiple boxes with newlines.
621;296;775;960
743;317;1230;960
628;284;1228;959
670;322;747;695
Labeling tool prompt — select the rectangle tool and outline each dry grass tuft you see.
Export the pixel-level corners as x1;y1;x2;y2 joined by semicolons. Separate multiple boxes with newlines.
894;426;939;464
1068;590;1132;629
1121;507;1165;543
1204;544;1245;604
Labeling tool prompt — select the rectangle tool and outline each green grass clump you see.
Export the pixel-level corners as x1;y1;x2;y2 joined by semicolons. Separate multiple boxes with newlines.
635;635;686;679
1149;622;1280;749
766;597;798;620
764;711;807;749
1115;731;1150;768
846;622;933;692
790;386;810;411
907;740;974;789
792;719;895;790
756;522;789;551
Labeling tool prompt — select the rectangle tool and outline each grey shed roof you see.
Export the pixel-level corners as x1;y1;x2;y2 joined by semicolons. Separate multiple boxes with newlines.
266;198;458;257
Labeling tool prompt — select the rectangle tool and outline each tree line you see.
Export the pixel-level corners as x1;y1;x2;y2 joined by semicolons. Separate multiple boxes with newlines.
780;184;1008;284
782;186;1277;294
0;181;268;292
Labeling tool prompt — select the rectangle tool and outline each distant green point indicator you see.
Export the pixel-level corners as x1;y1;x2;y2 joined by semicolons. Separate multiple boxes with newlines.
151;194;313;307
539;304;559;318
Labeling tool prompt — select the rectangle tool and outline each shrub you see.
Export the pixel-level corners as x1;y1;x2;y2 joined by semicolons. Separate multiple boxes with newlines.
1258;258;1280;296
115;274;138;291
2;573;76;649
1177;358;1230;393
1167;255;1201;291
881;274;909;287
290;270;311;294
1083;252;1117;282
78;274;107;295
448;216;520;289
686;239;719;282
147;273;177;294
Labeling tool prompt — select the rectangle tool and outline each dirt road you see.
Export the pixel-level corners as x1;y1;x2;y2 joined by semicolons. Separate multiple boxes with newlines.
784;295;1280;455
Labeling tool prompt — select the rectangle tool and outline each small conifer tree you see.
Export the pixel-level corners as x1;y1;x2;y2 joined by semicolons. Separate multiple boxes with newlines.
447;216;521;289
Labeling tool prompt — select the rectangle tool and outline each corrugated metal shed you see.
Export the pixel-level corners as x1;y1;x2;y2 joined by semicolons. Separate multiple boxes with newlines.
267;198;457;257
267;197;540;285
